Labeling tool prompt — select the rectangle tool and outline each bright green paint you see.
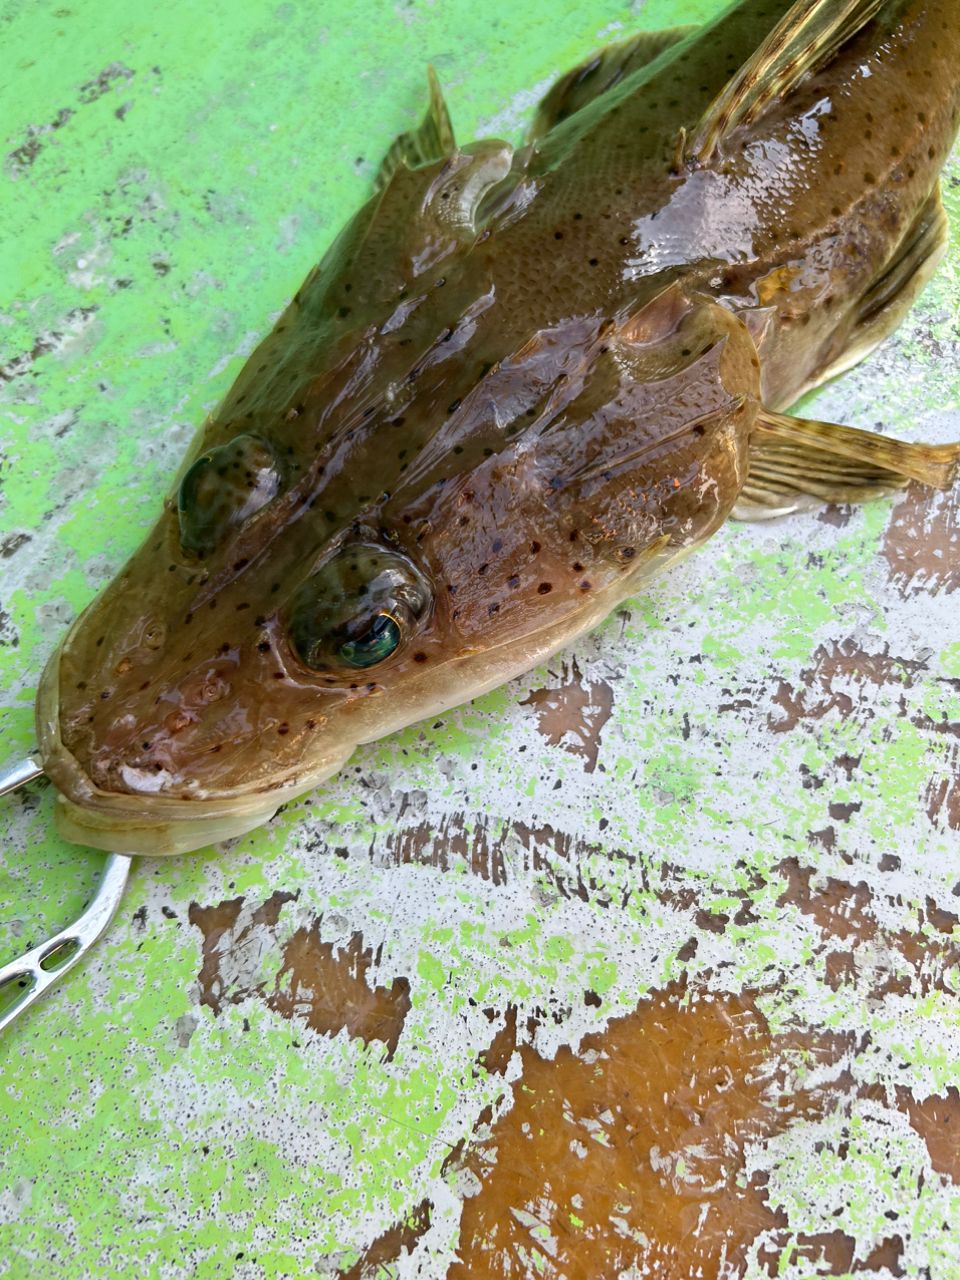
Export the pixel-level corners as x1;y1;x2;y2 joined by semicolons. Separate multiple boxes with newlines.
2;0;960;1276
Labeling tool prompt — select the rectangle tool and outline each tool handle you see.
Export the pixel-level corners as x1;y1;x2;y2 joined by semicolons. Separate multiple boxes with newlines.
0;756;134;1033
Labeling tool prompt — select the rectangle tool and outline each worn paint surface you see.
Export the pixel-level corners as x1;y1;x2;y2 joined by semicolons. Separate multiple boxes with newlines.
1;0;959;1276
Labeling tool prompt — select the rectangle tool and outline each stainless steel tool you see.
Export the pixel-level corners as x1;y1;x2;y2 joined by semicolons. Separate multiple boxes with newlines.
0;755;133;1032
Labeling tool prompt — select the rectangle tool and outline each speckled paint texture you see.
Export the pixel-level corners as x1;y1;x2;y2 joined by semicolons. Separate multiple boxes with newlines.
1;1;959;1276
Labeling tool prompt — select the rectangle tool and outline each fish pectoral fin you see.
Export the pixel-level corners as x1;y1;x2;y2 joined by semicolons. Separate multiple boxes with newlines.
528;26;697;141
802;185;949;392
734;408;960;521
375;66;456;192
686;0;884;165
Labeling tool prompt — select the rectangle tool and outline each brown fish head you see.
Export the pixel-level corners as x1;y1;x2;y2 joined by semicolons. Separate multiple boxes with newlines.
38;273;759;856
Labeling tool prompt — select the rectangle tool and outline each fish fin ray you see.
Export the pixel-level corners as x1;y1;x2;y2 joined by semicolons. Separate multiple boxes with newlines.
529;27;697;141
687;0;884;165
798;185;949;394
375;66;456;192
734;407;960;519
852;183;948;333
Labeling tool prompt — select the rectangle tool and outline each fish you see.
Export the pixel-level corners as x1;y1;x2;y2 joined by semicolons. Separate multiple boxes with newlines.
34;0;960;856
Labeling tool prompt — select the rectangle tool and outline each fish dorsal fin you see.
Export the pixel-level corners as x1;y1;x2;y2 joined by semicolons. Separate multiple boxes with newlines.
735;408;960;520
375;66;456;193
686;0;884;165
529;26;697;141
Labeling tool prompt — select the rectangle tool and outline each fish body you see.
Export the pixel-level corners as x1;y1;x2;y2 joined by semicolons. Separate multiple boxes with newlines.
37;0;960;854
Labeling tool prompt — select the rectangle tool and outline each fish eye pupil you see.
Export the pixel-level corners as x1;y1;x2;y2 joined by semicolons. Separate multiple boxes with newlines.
339;613;401;668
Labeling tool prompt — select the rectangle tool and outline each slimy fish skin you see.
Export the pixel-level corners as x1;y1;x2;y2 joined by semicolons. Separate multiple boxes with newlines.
36;0;960;855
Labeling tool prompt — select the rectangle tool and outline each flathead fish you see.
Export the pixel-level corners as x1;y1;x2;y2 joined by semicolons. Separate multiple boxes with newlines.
35;0;960;854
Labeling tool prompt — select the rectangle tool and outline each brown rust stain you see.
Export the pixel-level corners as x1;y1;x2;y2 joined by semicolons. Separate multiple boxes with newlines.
441;868;960;1278
520;660;615;773
895;1086;960;1183
924;769;960;830
336;1199;432;1279
447;981;851;1280
759;1229;904;1276
777;859;960;1002
382;811;635;905
777;859;877;944
478;1005;519;1077
767;639;929;733
188;891;411;1058
883;481;960;598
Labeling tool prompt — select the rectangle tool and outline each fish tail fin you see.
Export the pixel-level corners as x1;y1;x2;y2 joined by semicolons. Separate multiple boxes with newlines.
734;409;960;520
687;0;885;165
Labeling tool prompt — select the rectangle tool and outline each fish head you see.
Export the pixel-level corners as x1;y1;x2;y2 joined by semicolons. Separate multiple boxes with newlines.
38;203;760;856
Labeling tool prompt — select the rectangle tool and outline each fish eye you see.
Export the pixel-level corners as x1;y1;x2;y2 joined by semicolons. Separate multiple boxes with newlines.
286;544;431;673
178;433;281;556
338;613;402;668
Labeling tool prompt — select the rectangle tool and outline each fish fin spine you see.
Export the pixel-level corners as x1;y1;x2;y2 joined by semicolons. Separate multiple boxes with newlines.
375;66;456;192
687;0;884;166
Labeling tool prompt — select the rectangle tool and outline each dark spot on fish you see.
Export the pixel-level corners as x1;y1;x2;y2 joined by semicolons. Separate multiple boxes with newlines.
277;723;289;736
537;583;552;595
233;558;249;571
507;575;520;589
447;399;461;414
258;641;270;653
580;580;591;591
554;231;564;240
492;539;503;553
573;212;582;220
864;171;876;185
273;671;285;680
621;547;636;560
478;563;488;575
588;258;599;267
413;652;427;663
530;541;541;554
338;307;350;318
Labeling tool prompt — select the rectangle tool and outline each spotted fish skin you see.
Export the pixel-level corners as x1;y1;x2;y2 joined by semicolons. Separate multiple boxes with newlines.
38;0;960;854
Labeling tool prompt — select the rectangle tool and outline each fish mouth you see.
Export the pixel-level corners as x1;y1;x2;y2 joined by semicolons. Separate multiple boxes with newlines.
35;642;354;856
